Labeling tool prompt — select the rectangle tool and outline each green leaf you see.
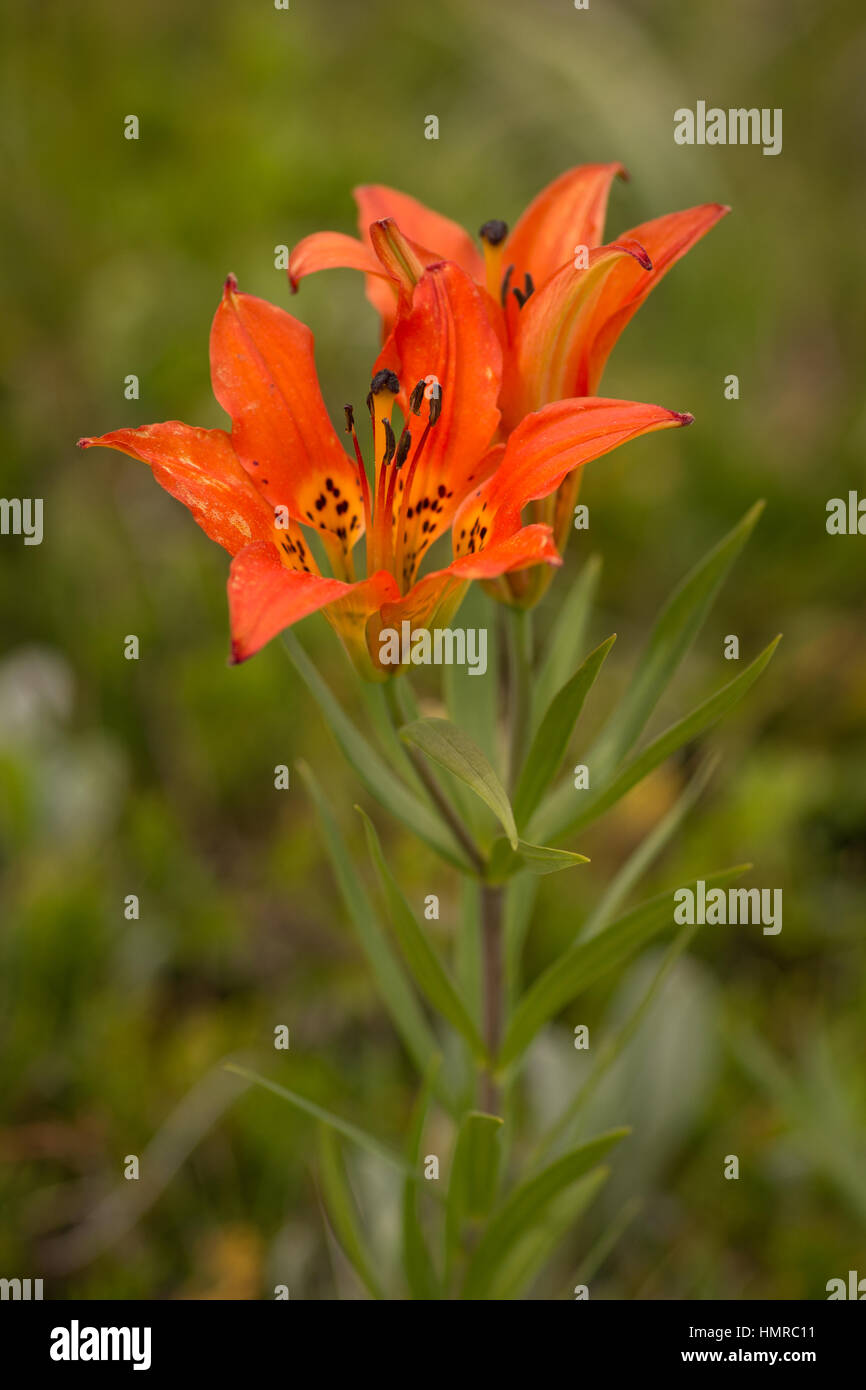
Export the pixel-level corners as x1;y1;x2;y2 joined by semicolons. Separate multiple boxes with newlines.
488;1169;609;1300
531;635;780;845
577;756;717;942
357;807;487;1062
317;1126;386;1299
532;925;697;1165
224;1063;412;1175
586;501;765;783
504;874;539;1010
400;717;518;849
446;1112;503;1267
455;878;483;1028
443;585;500;767
487;838;590;883
513;635;615;827
356;681;427;791
438;591;500;841
498;864;750;1069
461;1129;628;1299
298;763;446;1098
532;554;602;736
283;633;472;870
402;1062;442;1300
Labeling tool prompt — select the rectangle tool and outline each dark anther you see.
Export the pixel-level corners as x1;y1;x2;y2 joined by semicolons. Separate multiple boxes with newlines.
370;368;400;396
479;219;508;246
395;429;412;468
408;379;427;414
428;386;443;426
500;263;515;307
512;272;535;310
343;404;355;432
382;418;396;465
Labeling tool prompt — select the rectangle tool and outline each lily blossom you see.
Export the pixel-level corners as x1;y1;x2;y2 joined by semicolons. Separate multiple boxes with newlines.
80;261;691;676
288;164;728;431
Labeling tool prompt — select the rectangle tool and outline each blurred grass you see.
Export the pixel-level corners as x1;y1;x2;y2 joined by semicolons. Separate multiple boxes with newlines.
1;0;864;1298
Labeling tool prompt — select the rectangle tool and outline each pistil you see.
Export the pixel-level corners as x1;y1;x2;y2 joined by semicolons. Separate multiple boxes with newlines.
479;219;509;301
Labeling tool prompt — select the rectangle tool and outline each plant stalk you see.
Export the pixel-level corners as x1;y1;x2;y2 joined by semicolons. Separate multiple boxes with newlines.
480;881;504;1114
383;678;485;875
506;606;533;792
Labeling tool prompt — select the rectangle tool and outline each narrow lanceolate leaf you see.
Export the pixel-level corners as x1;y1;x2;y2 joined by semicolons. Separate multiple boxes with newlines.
443;588;502;842
283;633;472;870
461;1130;628;1300
487;838;589;884
577;756;717;943
402;1062;443;1301
224;1064;411;1175
488;1169;609;1301
446;1112;503;1269
357;807;487;1062
443;585;500;767
513;634;615;828
530;635;781;845
317;1127;386;1300
498;865;750;1069
586;501;765;784
532;554;602;737
400;718;519;850
298;763;444;1096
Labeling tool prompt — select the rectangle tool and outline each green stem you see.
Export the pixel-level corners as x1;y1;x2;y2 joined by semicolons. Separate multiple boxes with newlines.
506;606;533;793
480;881;504;1114
383;679;485;876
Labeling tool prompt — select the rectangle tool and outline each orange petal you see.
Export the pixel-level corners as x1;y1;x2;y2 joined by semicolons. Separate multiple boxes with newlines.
503;162;627;320
288;231;386;292
354;185;484;280
355;185;485;341
228;540;398;665
370;524;560;662
368;218;427;305
502;240;653;428
210;279;364;566
456;397;693;545
581;203;730;393
386;262;503;587
78;422;278;555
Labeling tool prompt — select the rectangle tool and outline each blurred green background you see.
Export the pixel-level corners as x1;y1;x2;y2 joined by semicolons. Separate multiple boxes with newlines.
1;0;864;1299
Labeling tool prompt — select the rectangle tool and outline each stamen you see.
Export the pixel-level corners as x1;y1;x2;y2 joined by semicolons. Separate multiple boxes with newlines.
381;418;396;466
368;372;400;573
344;402;372;543
408;379;427;415
394;427;413;469
480;219;509;300
500;263;515;308
394;386;444;584
427;384;443;426
512;272;535;310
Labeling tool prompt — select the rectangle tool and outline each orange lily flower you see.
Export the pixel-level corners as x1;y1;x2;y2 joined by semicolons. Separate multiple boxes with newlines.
79;260;691;677
289;167;724;603
289;165;727;431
